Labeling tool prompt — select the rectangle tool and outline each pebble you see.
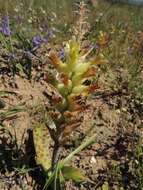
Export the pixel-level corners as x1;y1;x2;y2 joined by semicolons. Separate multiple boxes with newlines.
90;156;96;164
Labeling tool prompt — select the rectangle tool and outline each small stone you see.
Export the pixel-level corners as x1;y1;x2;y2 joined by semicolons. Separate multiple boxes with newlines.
90;156;96;164
0;99;5;109
122;107;127;112
116;109;121;114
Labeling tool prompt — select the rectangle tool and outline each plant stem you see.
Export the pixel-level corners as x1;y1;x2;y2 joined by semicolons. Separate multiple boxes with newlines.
59;132;96;168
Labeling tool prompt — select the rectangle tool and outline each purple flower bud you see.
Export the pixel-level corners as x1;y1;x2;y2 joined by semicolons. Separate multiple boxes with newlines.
1;15;9;27
47;30;54;37
59;48;65;59
0;26;11;36
0;15;11;36
32;37;48;45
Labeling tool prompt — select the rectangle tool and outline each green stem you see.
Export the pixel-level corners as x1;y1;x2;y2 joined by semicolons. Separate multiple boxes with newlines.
59;132;96;168
44;130;96;190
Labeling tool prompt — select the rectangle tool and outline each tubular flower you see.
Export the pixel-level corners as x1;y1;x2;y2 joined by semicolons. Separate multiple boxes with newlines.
48;39;105;101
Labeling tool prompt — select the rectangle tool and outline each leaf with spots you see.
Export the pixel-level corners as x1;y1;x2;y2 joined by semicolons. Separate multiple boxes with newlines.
33;123;54;172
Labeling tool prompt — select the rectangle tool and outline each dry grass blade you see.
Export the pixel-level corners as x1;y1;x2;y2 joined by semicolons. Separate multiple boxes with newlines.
0;105;25;122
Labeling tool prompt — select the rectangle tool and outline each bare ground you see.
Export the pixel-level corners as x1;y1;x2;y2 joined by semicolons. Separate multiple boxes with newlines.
0;75;143;190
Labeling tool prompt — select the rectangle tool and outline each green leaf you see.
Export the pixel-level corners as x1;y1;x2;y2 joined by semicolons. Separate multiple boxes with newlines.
66;40;80;71
16;63;24;73
59;170;65;184
0;105;25;121
102;182;109;190
33;123;54;172
61;166;86;182
0;90;17;98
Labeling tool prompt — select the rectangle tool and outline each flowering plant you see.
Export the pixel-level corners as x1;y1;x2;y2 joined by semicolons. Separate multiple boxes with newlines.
33;38;105;181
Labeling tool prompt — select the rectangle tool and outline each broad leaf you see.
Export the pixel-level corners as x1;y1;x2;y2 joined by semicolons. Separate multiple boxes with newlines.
61;166;86;182
102;182;109;190
33;123;54;171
